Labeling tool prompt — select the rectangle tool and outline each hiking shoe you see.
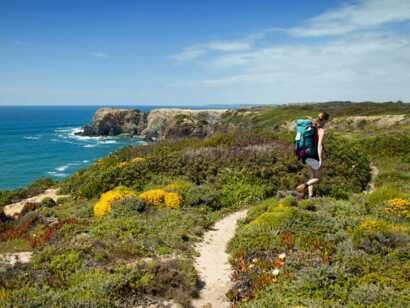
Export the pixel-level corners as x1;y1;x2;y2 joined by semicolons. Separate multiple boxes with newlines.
296;183;306;195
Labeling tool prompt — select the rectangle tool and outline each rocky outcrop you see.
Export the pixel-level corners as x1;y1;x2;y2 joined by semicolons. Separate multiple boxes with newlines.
0;252;33;266
78;107;228;141
142;108;227;141
78;108;147;137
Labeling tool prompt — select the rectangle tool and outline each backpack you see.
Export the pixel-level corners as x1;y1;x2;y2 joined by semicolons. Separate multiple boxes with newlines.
294;119;318;162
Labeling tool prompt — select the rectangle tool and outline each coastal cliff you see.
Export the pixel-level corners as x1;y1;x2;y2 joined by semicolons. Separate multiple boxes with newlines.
78;107;228;140
79;108;147;137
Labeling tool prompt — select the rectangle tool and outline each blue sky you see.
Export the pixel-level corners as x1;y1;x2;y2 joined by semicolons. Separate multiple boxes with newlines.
1;0;409;105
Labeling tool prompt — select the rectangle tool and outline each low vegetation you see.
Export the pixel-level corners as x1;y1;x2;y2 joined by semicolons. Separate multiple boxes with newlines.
227;121;410;307
0;178;55;207
0;102;409;307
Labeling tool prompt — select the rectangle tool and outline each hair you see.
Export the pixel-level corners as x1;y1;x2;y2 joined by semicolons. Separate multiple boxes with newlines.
314;111;330;127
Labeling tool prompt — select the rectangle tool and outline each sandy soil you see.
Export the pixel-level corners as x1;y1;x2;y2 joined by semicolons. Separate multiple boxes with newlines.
192;209;248;308
367;164;380;193
3;188;68;219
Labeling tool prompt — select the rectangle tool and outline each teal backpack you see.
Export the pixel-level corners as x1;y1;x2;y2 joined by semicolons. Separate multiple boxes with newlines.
295;119;318;162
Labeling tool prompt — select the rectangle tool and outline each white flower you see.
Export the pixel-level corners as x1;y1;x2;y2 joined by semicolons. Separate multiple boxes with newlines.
278;253;287;260
271;269;280;276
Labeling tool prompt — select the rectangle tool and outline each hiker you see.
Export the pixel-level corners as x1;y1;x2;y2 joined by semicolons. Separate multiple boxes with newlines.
295;112;330;198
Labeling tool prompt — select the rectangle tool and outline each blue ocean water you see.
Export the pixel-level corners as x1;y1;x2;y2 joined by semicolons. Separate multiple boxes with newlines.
0;105;237;190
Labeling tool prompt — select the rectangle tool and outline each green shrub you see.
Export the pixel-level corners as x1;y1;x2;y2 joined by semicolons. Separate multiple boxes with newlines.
49;250;82;274
366;187;409;207
352;219;410;255
110;197;147;217
183;184;223;210
40;197;56;208
228;205;296;255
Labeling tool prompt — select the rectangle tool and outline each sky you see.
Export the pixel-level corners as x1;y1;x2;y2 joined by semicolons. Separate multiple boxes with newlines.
0;0;409;106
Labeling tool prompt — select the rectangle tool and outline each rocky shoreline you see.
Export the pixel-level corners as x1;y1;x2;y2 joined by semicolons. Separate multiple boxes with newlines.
76;107;229;141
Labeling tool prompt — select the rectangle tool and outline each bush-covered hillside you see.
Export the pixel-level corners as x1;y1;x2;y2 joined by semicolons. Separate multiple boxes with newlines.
227;132;410;307
0;102;409;307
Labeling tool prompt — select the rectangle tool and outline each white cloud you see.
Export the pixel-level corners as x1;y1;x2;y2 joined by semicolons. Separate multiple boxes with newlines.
89;51;110;59
170;31;269;62
169;0;410;103
171;41;252;62
289;0;410;37
171;47;207;61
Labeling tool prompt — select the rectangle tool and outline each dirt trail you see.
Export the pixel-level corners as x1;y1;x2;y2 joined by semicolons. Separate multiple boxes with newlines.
367;164;379;193
3;188;68;219
192;209;248;308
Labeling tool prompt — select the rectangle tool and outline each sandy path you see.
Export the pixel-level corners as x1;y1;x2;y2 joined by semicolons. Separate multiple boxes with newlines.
192;209;248;308
367;164;379;193
3;188;68;219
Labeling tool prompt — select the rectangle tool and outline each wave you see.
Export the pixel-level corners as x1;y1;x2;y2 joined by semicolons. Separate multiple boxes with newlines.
49;161;89;178
54;126;143;150
56;165;70;172
23;135;41;140
48;171;68;178
100;140;117;144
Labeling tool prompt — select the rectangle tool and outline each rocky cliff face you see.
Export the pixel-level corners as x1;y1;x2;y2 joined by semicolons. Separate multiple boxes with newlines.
78;107;228;140
142;108;227;140
78;108;147;137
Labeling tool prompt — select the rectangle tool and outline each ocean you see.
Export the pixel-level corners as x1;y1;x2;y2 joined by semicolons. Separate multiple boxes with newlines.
0;105;237;191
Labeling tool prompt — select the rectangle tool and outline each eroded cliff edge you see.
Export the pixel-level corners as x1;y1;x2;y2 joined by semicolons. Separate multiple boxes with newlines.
77;107;229;141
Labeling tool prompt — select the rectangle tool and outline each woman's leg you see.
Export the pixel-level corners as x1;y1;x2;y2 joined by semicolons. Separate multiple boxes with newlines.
307;167;321;198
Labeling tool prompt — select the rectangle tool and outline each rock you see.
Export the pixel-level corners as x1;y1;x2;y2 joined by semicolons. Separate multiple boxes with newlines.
142;108;227;141
76;107;147;137
0;252;33;266
78;107;229;140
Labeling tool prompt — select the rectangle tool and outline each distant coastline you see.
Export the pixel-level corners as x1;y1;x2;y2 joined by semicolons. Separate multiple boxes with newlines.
0;105;240;191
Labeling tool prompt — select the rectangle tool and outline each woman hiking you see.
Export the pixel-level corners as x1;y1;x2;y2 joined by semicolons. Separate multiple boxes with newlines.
295;111;330;199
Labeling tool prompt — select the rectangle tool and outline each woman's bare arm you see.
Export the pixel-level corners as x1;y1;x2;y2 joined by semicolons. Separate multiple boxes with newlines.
317;128;325;164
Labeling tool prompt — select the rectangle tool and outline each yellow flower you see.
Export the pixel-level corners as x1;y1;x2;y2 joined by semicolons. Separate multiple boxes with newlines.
138;189;182;209
131;157;145;163
164;192;182;209
95;158;105;165
384;198;410;219
359;219;409;233
94;186;136;217
116;161;129;169
0;288;8;301
139;189;167;207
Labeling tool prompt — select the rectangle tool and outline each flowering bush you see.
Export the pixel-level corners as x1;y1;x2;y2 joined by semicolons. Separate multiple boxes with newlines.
357;219;408;233
138;189;182;209
139;189;166;207
353;218;410;255
116;162;129;169
131;157;145;163
384;198;410;219
164;192;182;209
94;186;136;217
